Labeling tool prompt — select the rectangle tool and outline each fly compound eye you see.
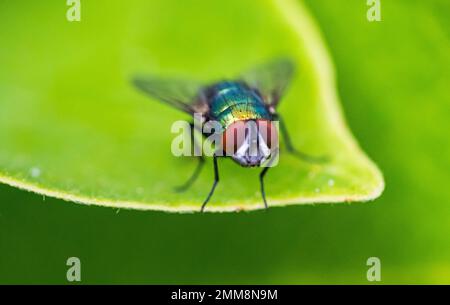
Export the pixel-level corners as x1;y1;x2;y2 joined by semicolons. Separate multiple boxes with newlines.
222;121;247;157
256;119;278;149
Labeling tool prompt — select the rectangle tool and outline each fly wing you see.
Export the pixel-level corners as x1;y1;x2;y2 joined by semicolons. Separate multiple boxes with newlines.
133;76;208;115
240;58;295;108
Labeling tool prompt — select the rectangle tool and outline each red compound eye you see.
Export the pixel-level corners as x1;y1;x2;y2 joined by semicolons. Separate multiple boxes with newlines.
222;121;246;156
255;119;278;149
221;120;278;156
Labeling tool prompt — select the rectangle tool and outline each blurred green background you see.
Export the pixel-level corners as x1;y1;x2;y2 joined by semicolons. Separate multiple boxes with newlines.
0;0;449;284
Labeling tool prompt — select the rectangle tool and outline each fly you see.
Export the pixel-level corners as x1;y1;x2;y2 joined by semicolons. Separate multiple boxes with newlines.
133;58;325;212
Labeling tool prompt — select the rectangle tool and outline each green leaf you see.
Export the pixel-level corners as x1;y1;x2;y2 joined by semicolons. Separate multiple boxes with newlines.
0;0;383;212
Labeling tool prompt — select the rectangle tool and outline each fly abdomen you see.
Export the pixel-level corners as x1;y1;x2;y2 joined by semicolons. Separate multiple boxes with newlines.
208;81;271;129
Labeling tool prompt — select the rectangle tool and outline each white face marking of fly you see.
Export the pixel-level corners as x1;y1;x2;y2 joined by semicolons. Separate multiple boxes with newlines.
232;122;271;167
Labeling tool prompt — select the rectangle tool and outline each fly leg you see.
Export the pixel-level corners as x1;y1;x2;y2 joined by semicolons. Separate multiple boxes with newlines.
259;167;270;209
273;113;328;163
201;153;220;212
259;149;278;210
174;122;205;192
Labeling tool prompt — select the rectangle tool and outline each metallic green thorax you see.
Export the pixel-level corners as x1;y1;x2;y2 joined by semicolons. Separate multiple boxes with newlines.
208;82;271;130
